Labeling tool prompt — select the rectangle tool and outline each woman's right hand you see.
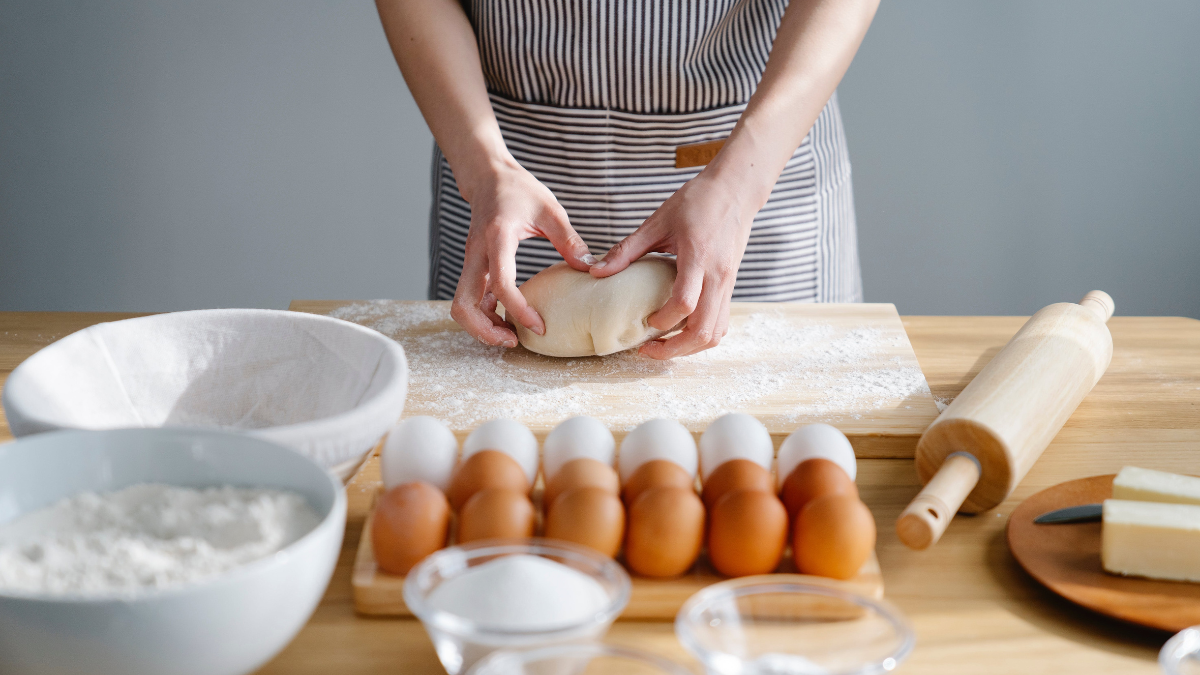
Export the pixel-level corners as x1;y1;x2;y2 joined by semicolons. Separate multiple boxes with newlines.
451;157;595;347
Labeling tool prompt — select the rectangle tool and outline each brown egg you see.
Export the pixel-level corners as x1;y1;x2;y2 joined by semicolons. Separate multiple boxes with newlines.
457;488;536;543
371;482;450;575
544;458;620;508
780;458;857;521
701;459;773;510
792;493;876;580
624;486;705;578
621;459;695;506
544;486;625;558
708;489;789;577
447;450;530;511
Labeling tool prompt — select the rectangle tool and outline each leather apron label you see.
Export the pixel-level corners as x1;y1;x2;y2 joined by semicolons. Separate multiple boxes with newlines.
675;138;726;168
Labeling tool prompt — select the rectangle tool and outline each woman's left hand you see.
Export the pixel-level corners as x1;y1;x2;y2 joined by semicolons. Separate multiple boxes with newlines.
589;171;758;359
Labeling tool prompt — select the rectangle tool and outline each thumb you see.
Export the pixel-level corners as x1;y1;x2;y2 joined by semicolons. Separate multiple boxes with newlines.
537;204;596;272
590;221;659;278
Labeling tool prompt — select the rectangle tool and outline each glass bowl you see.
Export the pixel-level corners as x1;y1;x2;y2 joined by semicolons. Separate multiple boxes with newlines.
404;539;632;675
675;575;914;675
1161;626;1200;675
467;643;693;675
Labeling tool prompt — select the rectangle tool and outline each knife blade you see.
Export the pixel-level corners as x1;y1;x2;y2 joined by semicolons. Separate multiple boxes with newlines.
1034;503;1103;524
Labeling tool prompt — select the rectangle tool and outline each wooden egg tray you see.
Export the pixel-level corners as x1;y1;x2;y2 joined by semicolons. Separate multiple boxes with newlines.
352;486;883;619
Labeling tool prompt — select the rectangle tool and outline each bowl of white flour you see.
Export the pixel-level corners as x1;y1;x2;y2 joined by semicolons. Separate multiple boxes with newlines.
0;428;346;675
1;309;408;481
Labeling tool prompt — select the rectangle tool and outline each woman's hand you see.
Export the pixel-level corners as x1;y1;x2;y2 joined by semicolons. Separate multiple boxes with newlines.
451;158;596;347
589;171;758;359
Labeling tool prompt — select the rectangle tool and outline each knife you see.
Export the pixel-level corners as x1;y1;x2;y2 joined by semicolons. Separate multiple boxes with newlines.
1034;503;1103;524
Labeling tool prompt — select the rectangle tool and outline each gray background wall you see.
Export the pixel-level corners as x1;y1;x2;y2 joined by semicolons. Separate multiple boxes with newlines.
2;1;1197;317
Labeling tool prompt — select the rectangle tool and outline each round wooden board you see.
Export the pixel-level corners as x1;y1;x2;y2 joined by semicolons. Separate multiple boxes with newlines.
1008;474;1200;632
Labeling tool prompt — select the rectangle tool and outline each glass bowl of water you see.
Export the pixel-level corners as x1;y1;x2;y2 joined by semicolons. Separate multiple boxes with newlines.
468;643;693;675
405;539;631;675
675;575;914;675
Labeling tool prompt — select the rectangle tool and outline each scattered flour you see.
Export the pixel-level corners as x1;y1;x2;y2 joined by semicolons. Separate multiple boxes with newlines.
330;302;933;429
426;554;609;630
0;484;319;596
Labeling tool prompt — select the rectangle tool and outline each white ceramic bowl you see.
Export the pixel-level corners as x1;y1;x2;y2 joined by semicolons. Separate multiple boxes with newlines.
0;428;346;675
1;309;407;480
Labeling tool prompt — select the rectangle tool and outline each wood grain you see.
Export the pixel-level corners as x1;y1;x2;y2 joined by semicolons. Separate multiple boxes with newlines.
1008;474;1200;632
350;478;883;619
289;300;941;458
3;310;1200;674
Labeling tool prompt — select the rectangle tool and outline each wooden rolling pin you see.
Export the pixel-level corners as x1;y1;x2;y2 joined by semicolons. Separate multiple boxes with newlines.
896;291;1115;550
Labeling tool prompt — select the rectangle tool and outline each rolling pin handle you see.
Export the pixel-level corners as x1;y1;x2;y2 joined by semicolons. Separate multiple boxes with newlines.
1079;290;1114;323
896;452;982;551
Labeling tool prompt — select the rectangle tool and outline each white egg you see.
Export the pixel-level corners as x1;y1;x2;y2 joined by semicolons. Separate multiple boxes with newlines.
776;423;856;490
543;416;616;479
462;418;539;484
699;413;774;481
617;418;698;484
380;416;459;492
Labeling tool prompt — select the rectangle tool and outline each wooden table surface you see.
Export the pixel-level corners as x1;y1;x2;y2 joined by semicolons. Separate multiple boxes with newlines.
2;310;1199;674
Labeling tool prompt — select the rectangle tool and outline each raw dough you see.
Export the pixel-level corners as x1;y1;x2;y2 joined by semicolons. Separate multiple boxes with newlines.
514;256;676;357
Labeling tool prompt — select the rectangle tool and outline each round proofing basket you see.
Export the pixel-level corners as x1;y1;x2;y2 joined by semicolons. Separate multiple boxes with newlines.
1;309;407;480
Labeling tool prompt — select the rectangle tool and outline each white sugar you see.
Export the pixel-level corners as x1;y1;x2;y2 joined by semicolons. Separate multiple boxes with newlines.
330;302;932;428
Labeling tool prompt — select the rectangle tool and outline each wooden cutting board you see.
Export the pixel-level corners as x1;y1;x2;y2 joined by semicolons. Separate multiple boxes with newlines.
351;481;883;619
289;301;939;459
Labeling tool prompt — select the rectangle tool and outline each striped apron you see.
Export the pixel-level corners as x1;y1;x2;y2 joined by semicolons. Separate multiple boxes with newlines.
429;0;863;303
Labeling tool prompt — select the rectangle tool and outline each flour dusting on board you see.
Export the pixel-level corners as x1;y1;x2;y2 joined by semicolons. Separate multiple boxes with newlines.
329;302;931;429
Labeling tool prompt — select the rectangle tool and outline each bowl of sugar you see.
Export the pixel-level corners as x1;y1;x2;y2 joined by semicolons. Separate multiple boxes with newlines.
0;428;346;675
1;309;408;481
404;539;632;675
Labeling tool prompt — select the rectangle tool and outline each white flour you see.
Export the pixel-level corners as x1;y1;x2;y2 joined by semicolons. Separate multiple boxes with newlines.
0;484;319;596
330;301;932;428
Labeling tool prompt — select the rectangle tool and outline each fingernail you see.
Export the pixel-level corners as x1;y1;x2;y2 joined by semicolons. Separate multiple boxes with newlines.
580;253;597;266
592;260;608;270
533;325;544;336
502;340;517;348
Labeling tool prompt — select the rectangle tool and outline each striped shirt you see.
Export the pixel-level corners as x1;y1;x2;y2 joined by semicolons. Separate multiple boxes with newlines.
429;0;862;303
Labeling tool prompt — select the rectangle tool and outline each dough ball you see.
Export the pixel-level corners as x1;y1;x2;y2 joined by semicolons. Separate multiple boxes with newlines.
462;418;539;485
514;256;676;357
699;412;774;482
617;418;698;484
543;415;616;479
776;423;857;490
380;416;459;492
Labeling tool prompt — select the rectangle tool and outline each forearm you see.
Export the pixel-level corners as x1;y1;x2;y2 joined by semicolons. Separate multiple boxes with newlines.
375;0;515;201
705;0;880;211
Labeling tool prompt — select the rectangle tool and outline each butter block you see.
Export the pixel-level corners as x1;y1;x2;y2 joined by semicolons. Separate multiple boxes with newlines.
1113;466;1200;506
1102;499;1200;582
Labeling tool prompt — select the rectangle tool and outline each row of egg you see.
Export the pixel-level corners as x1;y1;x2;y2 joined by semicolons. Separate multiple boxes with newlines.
371;414;875;580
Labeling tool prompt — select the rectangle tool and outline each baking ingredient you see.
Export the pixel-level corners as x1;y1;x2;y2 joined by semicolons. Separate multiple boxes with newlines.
545;458;620;509
1112;466;1200;506
463;419;540;485
699;413;774;481
0;483;318;596
776;423;857;490
702;458;774;510
447;450;530;511
618;418;698;484
381;416;459;492
457;489;536;544
792;493;876;580
780;458;858;520
1102;499;1200;582
624;487;705;578
543;416;616;480
514;257;677;357
372;482;450;575
544;487;625;558
708;489;789;577
426;554;610;630
621;459;695;506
